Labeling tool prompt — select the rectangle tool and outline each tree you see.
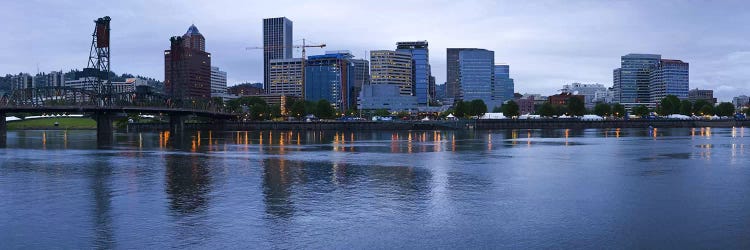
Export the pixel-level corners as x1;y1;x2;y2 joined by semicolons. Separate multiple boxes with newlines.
745;107;750;116
454;101;466;118
679;100;693;116
632;105;650;117
659;95;681;115
290;100;306;119
715;102;735;117
501;100;520;117
537;102;555;117
373;109;391;117
567;97;586;116
698;104;714;116
593;103;611;117
693;99;709;114
269;104;282;119
469;99;487;117
612;103;626;118
315;99;336;119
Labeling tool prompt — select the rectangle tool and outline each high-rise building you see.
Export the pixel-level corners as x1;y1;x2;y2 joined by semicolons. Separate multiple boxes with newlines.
650;59;689;102
164;25;211;99
182;24;205;52
446;48;462;100
305;51;356;112
210;66;227;96
268;58;303;97
613;54;661;105
350;58;370;109
457;49;496;108
396;41;431;105
370;50;412;96
10;73;32;90
359;84;418;112
263;17;293;91
494;64;515;104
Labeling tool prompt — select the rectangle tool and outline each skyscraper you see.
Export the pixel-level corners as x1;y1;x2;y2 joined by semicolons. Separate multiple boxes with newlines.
210;66;227;96
613;54;661;105
370;50;412;96
613;54;689;107
305;51;356;112
446;48;464;100
458;49;496;108
268;58;304;97
396;41;432;105
650;59;689;102
494;64;515;104
164;25;211;99
263;17;293;92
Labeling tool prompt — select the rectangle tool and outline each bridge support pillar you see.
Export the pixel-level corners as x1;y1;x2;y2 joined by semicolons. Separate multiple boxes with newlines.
95;112;114;147
169;114;187;136
0;112;6;148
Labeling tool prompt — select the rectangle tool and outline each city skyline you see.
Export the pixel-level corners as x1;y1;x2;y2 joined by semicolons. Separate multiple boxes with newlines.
3;0;749;101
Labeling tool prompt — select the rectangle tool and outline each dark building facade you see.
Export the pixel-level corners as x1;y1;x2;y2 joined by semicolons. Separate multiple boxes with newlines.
263;17;293;92
228;83;264;96
164;25;211;99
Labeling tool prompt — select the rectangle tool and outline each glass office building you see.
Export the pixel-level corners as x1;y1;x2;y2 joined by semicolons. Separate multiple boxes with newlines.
263;17;293;91
613;54;661;105
458;49;496;108
494;64;515;105
649;59;689;102
305;52;356;112
397;41;432;105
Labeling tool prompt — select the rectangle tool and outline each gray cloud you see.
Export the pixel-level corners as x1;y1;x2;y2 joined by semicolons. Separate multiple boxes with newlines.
2;0;749;101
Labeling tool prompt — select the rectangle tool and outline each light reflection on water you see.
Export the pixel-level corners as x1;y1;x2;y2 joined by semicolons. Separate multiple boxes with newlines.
1;127;749;249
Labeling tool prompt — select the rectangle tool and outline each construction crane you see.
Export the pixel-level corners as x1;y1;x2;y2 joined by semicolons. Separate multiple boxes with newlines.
245;38;326;60
245;39;325;97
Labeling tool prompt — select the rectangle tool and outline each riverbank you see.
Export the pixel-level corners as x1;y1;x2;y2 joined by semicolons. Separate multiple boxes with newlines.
122;119;750;132
6;117;97;130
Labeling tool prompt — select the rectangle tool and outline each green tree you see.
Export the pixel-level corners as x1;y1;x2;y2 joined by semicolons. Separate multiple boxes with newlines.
679;100;693;116
612;103;626;118
373;109;391;117
315;99;336;119
715;102;735;117
454;101;466;118
698;104;714;116
632;105;650;117
593;103;611;117
693;99;709;114
537;102;555;117
501;100;520;117
469;99;488;117
290;100;307;119
567;97;586;116
269;104;282;119
659;95;681;115
745;107;750;116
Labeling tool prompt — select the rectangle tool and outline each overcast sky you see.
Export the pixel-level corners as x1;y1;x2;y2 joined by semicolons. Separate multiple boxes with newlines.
3;0;749;101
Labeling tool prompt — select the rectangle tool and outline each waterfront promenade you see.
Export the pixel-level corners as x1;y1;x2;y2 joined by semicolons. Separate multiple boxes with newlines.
123;119;750;132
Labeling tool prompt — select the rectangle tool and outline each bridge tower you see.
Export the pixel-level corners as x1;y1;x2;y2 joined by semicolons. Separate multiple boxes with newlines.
87;16;112;107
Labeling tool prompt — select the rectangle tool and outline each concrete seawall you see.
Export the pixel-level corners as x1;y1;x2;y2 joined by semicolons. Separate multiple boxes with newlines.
123;119;749;132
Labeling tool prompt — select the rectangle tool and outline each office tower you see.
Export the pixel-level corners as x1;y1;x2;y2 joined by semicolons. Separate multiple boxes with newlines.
446;48;463;100
457;48;496;108
182;24;205;52
210;66;227;96
164;24;211;99
612;54;661;105
688;88;716;104
370;50;412;96
650;59;689;102
396;41;431;105
494;64;515;104
305;51;355;112
268;58;304;97
263;17;293;91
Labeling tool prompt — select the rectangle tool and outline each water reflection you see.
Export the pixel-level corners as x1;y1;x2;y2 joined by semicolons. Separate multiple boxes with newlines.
90;160;114;249
164;153;211;215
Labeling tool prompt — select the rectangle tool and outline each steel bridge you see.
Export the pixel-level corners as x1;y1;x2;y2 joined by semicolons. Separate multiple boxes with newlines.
0;86;236;147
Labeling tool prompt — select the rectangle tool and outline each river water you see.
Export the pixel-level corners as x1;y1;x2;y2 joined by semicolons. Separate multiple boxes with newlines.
1;128;749;249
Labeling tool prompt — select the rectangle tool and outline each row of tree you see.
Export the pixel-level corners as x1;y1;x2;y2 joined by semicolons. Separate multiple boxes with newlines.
225;97;342;121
